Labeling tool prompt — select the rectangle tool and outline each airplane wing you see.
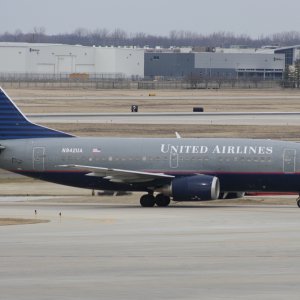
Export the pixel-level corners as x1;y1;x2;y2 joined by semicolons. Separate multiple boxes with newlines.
58;164;174;183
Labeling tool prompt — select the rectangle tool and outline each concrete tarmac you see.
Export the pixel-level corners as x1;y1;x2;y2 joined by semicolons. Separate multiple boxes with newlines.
1;200;300;299
14;95;300;101
29;112;300;126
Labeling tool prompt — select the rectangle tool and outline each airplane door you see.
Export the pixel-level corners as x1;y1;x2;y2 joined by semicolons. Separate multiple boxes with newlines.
170;148;178;169
33;147;45;171
283;149;296;173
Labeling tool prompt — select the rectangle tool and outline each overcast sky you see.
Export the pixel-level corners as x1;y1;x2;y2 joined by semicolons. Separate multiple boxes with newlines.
1;0;300;37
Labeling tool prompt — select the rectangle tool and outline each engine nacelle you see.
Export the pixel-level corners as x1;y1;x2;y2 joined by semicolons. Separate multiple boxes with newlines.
170;175;220;201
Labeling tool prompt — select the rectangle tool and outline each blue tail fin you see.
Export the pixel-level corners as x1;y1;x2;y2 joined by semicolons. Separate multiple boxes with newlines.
0;88;74;140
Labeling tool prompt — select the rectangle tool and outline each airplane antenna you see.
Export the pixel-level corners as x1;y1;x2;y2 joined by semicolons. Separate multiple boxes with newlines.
175;132;181;139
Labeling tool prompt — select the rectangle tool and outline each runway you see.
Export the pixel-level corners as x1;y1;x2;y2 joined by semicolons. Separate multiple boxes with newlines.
15;95;300;101
29;112;300;126
1;199;300;299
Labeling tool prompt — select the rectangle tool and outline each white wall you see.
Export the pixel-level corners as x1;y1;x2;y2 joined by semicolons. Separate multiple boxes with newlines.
0;43;97;74
115;48;144;77
0;45;28;73
96;47;144;77
95;47;116;74
33;45;96;74
0;43;144;77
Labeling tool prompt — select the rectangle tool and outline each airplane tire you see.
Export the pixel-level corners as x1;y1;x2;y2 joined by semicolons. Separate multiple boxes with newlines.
155;194;171;207
140;194;155;207
297;199;300;208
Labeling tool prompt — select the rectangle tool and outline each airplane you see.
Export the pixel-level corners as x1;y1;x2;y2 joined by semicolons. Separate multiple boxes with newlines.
0;87;300;208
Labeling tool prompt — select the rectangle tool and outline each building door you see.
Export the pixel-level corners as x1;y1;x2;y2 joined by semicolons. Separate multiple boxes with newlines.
33;147;45;171
283;149;296;173
57;55;74;74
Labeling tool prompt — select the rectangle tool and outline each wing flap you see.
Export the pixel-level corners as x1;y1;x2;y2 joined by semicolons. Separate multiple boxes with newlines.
58;164;174;183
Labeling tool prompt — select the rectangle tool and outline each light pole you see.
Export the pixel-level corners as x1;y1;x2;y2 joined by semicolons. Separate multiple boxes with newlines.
236;63;240;80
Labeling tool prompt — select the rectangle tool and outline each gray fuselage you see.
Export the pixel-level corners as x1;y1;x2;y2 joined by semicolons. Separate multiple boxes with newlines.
0;137;300;193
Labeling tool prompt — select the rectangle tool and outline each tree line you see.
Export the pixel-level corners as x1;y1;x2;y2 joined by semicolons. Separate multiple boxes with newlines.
1;27;300;48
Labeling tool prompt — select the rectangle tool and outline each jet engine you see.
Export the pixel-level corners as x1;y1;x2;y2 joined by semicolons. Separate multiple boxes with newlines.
165;175;220;201
219;192;245;199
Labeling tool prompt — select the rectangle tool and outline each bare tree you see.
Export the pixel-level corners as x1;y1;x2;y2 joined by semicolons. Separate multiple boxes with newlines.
1;28;300;48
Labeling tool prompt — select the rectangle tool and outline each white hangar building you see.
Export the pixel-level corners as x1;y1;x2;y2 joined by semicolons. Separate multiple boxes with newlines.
0;43;144;78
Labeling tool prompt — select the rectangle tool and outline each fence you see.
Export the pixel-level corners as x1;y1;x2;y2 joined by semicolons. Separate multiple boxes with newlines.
0;73;283;90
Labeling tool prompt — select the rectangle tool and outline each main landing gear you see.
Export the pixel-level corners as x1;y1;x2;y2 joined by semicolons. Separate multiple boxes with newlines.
140;193;171;207
297;195;300;208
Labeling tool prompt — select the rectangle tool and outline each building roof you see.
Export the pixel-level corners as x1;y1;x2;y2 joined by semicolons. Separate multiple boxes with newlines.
274;45;300;51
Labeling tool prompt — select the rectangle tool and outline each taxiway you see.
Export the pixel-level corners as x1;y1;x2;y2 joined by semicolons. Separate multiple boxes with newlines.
28;112;300;126
1;199;300;299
